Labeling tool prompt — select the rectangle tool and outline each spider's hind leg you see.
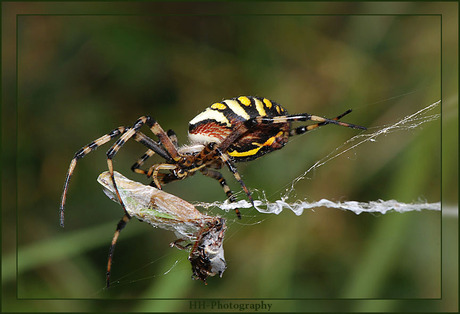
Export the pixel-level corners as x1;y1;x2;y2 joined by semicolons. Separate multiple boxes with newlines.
261;110;365;136
289;109;357;136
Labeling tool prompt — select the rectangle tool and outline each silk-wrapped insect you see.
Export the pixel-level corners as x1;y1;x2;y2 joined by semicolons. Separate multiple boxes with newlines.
97;171;226;287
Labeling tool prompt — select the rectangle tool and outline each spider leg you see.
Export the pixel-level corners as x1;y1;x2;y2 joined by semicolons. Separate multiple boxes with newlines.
106;116;181;215
207;122;258;217
146;163;177;189
167;129;179;148
131;149;156;176
214;147;252;219
217;121;251;153
60;126;175;227
131;129;178;176
217;110;364;153
200;168;240;218
259;111;366;131
106;213;131;288
60;126;127;227
170;238;192;250
134;131;172;161
331;109;353;121
289;109;357;136
149;172;183;188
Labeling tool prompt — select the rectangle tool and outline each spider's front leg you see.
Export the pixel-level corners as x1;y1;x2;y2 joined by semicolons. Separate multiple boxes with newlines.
60;126;175;227
60;126;127;227
131;129;179;177
106;116;181;213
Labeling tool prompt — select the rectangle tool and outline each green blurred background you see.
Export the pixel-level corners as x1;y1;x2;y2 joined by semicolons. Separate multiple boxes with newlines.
2;1;457;312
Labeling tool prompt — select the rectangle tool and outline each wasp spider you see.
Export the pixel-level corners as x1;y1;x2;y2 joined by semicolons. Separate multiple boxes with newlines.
60;96;366;224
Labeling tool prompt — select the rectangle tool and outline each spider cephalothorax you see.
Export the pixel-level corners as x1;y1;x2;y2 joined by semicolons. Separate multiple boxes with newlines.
60;96;366;223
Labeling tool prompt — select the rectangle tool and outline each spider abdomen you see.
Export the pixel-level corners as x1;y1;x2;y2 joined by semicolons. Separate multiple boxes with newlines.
188;96;291;162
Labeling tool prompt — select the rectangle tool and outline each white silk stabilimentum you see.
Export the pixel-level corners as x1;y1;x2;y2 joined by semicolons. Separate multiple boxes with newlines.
196;199;441;216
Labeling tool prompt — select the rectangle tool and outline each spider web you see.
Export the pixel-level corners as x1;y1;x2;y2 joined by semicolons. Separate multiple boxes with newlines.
195;100;442;216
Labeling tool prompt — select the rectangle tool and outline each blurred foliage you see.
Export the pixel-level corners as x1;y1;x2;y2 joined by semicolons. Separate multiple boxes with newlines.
2;1;457;313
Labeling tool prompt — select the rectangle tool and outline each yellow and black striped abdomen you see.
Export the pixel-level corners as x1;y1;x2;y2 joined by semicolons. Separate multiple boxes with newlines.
188;96;291;162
